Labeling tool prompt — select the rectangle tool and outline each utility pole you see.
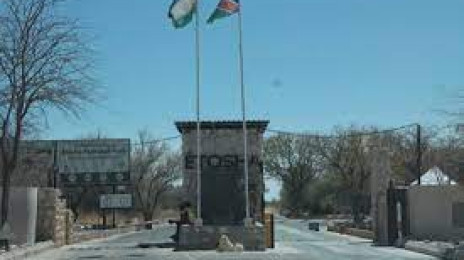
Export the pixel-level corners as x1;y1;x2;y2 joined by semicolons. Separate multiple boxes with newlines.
416;124;422;186
52;140;58;189
112;185;116;229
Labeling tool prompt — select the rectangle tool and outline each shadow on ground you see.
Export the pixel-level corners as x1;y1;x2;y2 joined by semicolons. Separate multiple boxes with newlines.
137;242;176;249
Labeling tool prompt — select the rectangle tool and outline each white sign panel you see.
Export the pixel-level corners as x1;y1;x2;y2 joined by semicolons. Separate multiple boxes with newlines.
100;194;132;209
58;139;130;174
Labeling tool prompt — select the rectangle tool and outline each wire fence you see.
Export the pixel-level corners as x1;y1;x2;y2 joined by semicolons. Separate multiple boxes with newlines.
63;122;464;188
267;123;419;139
131;135;182;147
130;135;181;147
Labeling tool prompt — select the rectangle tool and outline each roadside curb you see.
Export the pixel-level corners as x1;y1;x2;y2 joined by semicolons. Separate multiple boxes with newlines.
73;229;140;245
0;227;149;259
325;226;373;243
0;241;55;260
343;228;375;240
404;241;454;259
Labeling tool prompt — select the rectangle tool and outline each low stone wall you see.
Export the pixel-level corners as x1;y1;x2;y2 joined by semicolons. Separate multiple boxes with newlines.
178;225;265;251
327;223;348;234
72;226;136;244
36;189;58;242
345;228;375;240
327;223;374;240
405;240;455;259
54;199;73;246
2;187;137;250
0;187;74;248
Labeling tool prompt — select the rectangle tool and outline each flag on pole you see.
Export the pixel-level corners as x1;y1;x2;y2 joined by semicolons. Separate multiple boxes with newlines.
168;0;197;28
207;0;239;24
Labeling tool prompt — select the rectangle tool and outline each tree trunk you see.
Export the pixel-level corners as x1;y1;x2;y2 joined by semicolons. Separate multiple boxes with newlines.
143;212;153;230
288;186;304;218
102;211;107;229
0;165;11;251
70;205;79;223
351;192;363;227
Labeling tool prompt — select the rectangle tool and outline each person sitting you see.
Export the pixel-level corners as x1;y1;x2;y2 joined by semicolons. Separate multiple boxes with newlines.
169;201;193;242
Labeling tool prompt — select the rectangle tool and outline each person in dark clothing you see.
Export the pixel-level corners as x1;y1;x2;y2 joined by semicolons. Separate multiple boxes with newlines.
169;201;193;242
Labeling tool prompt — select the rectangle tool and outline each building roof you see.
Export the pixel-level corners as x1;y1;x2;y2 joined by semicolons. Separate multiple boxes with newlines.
411;166;457;186
175;120;269;134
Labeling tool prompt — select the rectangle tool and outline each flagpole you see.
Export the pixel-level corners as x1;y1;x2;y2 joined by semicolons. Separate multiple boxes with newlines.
237;3;251;225
195;0;202;226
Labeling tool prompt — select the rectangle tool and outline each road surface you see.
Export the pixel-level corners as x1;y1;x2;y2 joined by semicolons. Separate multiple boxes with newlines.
31;219;435;260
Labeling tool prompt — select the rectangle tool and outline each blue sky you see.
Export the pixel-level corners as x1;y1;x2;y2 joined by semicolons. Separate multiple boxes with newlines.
45;0;464;199
46;0;464;140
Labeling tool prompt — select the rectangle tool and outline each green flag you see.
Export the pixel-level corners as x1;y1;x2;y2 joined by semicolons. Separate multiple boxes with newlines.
168;0;197;29
207;0;240;24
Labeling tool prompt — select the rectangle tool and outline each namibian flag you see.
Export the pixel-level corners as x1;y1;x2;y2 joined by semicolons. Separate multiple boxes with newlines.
168;0;197;29
207;0;240;24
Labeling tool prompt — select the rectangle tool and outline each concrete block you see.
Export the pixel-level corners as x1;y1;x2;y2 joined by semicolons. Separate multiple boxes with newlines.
308;222;320;231
177;225;265;251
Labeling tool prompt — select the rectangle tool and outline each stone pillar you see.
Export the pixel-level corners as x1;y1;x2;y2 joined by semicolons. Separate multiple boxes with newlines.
176;121;269;226
36;189;58;242
53;197;67;246
175;121;269;251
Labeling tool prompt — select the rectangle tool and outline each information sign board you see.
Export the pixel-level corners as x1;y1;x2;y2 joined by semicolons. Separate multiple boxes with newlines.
58;139;130;185
99;194;132;209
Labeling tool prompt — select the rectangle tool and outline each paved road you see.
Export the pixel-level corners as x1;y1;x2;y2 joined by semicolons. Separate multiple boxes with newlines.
31;220;436;260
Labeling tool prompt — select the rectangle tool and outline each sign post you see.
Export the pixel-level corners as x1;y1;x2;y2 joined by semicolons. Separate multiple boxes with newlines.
113;185;116;228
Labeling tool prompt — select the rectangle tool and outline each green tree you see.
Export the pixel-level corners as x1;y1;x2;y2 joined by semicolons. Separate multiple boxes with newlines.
315;127;372;224
264;134;322;217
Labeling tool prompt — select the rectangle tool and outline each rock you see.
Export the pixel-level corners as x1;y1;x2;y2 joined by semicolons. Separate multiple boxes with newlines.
217;234;235;252
234;243;244;252
457;241;464;249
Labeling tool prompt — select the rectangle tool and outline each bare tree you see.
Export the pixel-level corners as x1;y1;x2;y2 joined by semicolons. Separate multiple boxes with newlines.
65;186;96;222
0;0;95;245
131;130;181;229
263;134;322;217
315;127;372;224
425;128;464;183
